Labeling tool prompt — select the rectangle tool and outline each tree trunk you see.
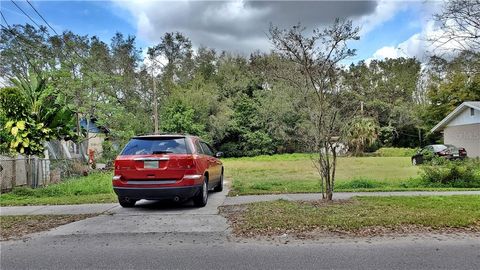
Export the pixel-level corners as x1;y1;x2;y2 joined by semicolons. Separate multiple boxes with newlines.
326;190;333;200
76;112;81;139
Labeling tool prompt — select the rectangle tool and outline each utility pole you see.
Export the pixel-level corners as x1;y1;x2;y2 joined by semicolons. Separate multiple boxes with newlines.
152;68;159;134
148;46;164;134
360;101;364;115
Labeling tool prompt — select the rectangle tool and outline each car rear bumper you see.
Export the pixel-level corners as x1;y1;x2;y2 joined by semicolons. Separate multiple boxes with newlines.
113;185;201;200
445;155;467;160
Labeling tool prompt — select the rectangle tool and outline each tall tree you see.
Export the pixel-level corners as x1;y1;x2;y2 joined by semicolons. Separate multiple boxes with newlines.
342;58;422;147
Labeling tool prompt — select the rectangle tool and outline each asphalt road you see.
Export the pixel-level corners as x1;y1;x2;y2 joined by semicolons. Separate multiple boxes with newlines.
2;232;479;270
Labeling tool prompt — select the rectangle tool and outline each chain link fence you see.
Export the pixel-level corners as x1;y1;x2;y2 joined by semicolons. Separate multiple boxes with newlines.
0;156;87;193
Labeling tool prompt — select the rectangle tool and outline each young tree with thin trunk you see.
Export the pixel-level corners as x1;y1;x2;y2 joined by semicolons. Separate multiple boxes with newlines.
268;19;359;200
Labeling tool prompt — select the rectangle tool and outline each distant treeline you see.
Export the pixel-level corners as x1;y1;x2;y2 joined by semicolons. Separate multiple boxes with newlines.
1;24;479;157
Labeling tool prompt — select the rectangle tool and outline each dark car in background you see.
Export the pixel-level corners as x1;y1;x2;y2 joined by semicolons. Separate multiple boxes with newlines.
112;135;224;207
411;144;467;165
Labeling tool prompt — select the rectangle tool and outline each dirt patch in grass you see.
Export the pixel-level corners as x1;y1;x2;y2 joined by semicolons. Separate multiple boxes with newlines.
220;196;480;239
0;214;96;241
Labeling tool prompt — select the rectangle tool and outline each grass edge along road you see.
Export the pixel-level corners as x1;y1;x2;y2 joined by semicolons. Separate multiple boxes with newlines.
221;195;480;238
0;214;96;241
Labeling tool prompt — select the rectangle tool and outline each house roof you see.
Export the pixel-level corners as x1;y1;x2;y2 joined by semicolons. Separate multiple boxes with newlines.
80;118;109;134
431;101;480;133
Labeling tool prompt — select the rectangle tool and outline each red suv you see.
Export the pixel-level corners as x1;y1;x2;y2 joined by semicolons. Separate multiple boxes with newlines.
112;135;224;207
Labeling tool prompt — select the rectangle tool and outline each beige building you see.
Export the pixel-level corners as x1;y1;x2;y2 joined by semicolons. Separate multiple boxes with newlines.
431;101;480;158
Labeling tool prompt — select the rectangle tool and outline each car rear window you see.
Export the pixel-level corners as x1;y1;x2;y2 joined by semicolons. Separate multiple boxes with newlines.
121;138;188;155
432;145;447;152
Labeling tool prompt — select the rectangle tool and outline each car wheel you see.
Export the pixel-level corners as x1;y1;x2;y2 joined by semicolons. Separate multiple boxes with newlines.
118;196;136;208
214;171;224;192
193;177;208;207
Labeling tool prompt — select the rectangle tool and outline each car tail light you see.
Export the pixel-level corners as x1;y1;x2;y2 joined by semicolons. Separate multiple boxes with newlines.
179;156;196;169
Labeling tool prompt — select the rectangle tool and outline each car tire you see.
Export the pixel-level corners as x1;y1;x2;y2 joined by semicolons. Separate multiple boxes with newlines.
214;171;224;192
193;177;208;207
118;196;136;208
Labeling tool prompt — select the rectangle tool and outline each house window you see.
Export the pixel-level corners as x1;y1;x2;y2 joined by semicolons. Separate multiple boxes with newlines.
471;108;475;116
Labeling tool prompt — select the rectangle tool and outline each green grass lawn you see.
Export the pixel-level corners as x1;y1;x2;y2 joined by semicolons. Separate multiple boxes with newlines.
223;153;479;195
222;195;480;236
0;172;116;206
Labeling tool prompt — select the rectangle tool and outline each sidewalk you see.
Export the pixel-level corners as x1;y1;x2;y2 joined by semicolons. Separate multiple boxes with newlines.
0;203;118;216
222;190;480;205
1;191;480;215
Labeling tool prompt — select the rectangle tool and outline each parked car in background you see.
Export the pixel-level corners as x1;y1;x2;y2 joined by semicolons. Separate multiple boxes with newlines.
112;135;224;207
411;144;467;165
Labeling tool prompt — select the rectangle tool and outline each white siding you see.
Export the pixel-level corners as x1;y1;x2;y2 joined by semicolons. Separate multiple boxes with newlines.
444;123;480;158
447;107;480;127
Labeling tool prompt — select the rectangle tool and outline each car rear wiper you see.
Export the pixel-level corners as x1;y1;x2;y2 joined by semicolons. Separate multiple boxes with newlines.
152;150;173;154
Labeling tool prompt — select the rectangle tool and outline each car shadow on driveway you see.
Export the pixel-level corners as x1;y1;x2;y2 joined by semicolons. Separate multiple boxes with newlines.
133;198;198;210
110;190;227;215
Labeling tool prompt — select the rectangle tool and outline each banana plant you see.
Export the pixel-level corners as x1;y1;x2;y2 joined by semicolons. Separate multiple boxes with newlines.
4;119;51;155
0;71;76;156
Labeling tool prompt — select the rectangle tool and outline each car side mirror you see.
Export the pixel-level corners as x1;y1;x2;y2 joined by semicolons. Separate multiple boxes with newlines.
215;152;224;158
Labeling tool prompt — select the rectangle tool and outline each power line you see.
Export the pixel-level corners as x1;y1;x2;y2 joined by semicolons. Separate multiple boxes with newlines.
25;1;105;74
10;0;100;75
1;13;81;81
0;11;11;28
3;3;114;93
10;0;42;29
0;23;39;74
26;0;58;35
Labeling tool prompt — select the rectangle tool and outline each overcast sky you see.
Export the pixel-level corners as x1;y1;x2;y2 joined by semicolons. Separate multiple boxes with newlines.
1;0;447;64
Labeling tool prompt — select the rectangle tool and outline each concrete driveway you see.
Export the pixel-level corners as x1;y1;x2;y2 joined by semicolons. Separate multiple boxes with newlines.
43;187;230;236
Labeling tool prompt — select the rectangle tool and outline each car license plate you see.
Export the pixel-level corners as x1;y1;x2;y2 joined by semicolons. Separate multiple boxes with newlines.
144;161;159;168
453;153;459;157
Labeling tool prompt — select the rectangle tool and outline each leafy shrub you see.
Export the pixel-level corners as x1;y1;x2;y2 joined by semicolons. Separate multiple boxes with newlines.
10;186;36;196
0;87;28;119
160;101;206;136
101;140;118;163
242;131;275;156
335;179;386;189
374;147;417;157
220;131;276;157
219;142;244;158
0;111;13;154
421;159;480;188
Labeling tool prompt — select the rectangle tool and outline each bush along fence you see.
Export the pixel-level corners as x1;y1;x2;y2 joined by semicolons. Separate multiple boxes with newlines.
0;156;87;192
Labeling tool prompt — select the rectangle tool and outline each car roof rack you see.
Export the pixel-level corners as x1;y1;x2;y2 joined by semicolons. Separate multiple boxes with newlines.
133;132;195;138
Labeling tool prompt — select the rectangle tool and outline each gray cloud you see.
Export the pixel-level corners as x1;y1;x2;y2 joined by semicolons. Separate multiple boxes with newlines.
114;0;378;54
